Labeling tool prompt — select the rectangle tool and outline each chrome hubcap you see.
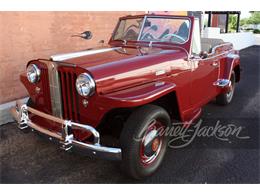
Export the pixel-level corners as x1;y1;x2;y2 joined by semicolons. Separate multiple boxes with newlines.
140;121;163;165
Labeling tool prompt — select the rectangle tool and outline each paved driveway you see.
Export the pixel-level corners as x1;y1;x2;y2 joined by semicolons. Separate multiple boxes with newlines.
0;46;259;183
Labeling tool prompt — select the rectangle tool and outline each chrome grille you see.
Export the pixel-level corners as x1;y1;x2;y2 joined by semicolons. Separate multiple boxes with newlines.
39;60;76;119
58;70;80;121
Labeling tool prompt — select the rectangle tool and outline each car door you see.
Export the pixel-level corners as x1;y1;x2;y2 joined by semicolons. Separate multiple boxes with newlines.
189;55;220;107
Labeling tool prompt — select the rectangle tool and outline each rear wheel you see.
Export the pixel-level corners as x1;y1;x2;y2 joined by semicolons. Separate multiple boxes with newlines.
216;71;236;105
120;105;171;179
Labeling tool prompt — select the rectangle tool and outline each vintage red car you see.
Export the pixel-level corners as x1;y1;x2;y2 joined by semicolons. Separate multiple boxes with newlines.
11;14;240;179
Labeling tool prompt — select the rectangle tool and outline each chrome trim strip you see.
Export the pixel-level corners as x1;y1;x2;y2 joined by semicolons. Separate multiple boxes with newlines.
39;60;63;118
137;15;147;40
51;47;121;61
189;43;233;61
190;49;233;62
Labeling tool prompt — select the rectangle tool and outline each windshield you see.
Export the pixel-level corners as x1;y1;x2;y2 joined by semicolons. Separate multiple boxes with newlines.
113;18;144;41
112;16;191;44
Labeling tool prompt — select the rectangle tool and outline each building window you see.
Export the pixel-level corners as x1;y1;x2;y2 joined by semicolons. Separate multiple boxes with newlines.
205;11;241;33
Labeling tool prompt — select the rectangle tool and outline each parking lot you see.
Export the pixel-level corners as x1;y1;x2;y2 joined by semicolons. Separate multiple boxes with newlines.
0;46;259;183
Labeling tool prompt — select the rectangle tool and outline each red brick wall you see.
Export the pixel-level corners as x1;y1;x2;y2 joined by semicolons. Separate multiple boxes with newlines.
0;11;143;104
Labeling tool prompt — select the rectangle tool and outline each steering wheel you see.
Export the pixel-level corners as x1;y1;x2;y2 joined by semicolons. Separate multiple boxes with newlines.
123;24;139;37
161;33;186;43
123;29;139;40
140;25;158;40
140;32;155;40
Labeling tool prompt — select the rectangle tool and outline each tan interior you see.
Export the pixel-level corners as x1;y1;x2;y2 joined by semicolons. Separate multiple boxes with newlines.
201;38;224;53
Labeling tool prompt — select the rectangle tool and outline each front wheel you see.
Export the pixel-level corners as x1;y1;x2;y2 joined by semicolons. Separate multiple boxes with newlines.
216;71;236;105
120;105;171;179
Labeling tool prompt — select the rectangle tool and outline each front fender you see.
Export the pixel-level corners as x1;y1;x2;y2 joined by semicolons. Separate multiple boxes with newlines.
99;81;176;108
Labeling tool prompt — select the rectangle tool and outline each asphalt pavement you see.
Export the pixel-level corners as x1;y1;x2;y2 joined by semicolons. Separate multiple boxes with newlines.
0;46;259;183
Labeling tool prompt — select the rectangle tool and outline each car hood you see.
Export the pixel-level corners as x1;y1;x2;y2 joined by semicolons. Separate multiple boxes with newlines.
54;46;188;94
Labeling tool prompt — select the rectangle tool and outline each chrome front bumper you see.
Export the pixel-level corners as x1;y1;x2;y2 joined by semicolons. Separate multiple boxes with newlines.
10;100;122;161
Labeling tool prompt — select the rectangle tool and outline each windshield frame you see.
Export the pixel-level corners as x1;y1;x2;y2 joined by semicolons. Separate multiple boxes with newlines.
111;15;192;45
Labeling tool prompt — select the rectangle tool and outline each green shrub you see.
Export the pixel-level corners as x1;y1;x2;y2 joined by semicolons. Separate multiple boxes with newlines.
253;29;260;34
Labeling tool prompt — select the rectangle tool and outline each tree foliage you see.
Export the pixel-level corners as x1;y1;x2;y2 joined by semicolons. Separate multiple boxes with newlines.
248;12;260;24
240;11;260;25
228;15;238;32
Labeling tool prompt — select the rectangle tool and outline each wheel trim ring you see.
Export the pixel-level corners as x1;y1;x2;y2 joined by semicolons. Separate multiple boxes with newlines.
226;86;234;101
227;75;235;102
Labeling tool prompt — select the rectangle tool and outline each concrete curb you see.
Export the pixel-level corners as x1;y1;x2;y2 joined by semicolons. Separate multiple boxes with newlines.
0;97;29;125
254;34;260;45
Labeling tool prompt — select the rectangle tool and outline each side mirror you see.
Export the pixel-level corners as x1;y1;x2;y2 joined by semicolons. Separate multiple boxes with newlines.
72;31;92;40
80;31;93;40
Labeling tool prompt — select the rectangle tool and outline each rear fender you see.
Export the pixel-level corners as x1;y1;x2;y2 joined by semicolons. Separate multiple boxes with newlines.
219;53;240;94
224;53;240;80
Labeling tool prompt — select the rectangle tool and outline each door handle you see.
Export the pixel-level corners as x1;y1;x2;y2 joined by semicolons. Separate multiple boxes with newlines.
212;61;219;67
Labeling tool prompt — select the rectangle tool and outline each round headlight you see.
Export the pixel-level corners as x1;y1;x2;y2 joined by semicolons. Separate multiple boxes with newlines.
27;64;41;83
75;73;95;97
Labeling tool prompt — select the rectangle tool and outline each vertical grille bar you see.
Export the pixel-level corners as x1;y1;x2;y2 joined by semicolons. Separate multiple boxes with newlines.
59;71;68;119
40;68;52;113
66;72;73;120
42;61;63;118
71;73;78;122
58;69;79;122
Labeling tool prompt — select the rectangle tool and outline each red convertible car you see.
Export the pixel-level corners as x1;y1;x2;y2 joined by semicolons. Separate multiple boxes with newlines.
11;14;240;179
